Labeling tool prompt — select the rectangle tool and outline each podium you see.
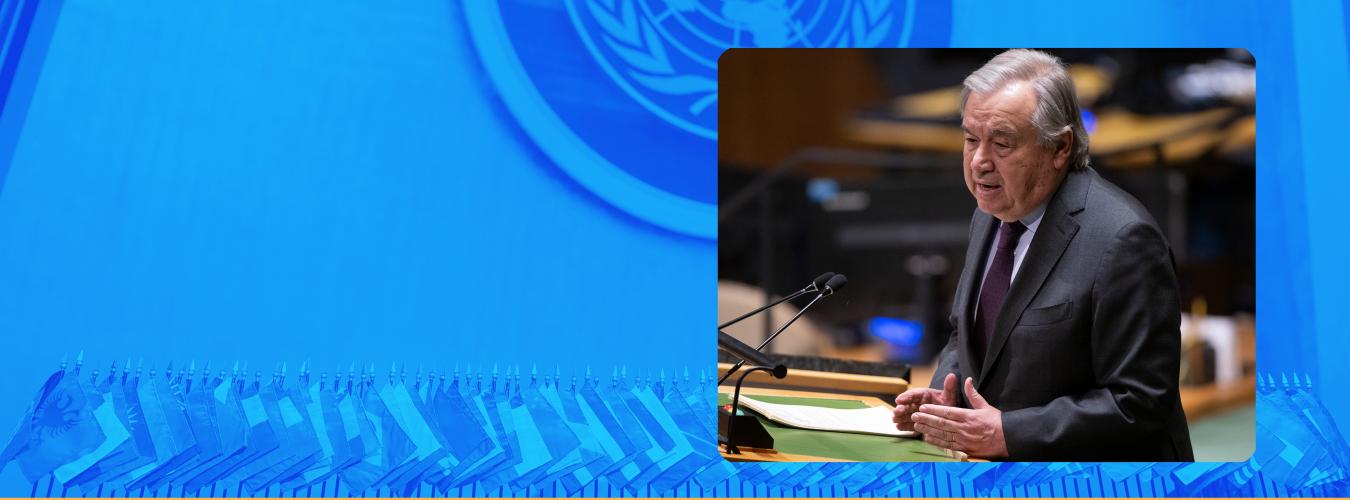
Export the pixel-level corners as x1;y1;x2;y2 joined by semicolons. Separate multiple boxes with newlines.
716;386;969;462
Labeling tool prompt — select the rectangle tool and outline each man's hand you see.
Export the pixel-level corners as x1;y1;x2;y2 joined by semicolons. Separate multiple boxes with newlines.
911;377;1008;459
892;373;958;432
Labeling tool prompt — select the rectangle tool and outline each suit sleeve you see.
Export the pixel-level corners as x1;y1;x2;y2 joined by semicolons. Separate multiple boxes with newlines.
929;325;962;393
1000;221;1182;459
931;209;984;397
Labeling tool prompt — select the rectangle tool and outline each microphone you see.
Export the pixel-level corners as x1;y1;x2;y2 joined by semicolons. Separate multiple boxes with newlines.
820;274;848;296
717;331;786;379
811;272;837;290
718;274;850;385
718;272;836;330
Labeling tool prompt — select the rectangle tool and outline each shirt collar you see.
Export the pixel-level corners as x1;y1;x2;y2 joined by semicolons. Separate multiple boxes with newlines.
1000;201;1047;234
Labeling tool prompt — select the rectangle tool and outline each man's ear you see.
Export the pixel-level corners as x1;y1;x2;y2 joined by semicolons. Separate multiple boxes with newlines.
1051;129;1073;171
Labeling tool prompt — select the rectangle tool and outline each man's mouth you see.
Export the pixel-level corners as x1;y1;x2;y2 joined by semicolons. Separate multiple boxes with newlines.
976;182;1002;193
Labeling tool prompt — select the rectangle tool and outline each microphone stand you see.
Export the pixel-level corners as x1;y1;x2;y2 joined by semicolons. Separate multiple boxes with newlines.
723;365;781;455
716;330;788;454
718;287;814;330
718;292;828;385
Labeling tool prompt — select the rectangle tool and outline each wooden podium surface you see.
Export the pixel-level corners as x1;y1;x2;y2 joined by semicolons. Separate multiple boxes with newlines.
717;387;969;462
716;362;907;401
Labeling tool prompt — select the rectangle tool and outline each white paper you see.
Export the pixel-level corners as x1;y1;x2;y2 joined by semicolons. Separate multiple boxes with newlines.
736;396;916;438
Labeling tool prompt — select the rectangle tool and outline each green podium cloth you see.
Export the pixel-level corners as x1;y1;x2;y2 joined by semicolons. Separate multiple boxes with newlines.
720;393;962;462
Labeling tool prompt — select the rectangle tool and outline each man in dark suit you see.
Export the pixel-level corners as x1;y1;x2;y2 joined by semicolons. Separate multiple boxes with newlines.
892;49;1193;461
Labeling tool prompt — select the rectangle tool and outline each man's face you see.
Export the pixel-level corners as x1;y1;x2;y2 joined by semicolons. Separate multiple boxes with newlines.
962;81;1070;222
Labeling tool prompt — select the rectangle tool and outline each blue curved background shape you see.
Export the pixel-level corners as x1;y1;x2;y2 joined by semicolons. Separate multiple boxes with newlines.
0;0;1343;497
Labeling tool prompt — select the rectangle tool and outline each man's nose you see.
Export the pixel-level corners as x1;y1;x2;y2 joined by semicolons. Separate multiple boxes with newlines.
971;143;995;172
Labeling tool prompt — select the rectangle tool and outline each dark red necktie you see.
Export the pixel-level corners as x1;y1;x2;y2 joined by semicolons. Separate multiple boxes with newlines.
975;221;1026;363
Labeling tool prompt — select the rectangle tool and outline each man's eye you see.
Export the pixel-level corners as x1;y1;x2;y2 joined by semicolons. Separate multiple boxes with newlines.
995;142;1011;149
965;137;977;144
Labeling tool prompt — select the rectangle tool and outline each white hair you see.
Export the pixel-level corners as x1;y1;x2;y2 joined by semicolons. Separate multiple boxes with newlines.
960;49;1090;170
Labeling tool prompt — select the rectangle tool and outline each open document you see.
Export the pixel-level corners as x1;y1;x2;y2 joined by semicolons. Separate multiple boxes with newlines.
737;396;918;438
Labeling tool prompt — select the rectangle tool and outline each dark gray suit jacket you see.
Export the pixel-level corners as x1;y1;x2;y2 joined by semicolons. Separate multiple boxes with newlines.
931;167;1194;461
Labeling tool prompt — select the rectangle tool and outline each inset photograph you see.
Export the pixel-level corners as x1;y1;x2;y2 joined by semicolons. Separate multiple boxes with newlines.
717;48;1255;462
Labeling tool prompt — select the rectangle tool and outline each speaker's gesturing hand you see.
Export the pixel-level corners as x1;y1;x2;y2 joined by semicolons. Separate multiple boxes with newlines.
910;377;1008;459
892;372;958;432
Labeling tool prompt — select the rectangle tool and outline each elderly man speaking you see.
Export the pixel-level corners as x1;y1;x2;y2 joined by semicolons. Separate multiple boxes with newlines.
892;49;1193;461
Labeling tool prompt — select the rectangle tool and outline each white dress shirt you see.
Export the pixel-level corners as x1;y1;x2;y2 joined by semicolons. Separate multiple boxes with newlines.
977;202;1048;304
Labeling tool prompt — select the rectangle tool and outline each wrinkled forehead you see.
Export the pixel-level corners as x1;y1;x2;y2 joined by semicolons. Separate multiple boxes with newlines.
962;81;1038;135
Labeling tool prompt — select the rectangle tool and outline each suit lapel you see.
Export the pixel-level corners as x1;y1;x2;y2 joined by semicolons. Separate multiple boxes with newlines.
959;213;998;383
978;169;1092;387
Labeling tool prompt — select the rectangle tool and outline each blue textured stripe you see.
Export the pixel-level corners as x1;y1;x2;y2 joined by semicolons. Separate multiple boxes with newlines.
0;366;1346;496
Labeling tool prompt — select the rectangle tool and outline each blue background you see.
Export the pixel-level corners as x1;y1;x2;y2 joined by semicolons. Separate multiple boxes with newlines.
0;0;1343;496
